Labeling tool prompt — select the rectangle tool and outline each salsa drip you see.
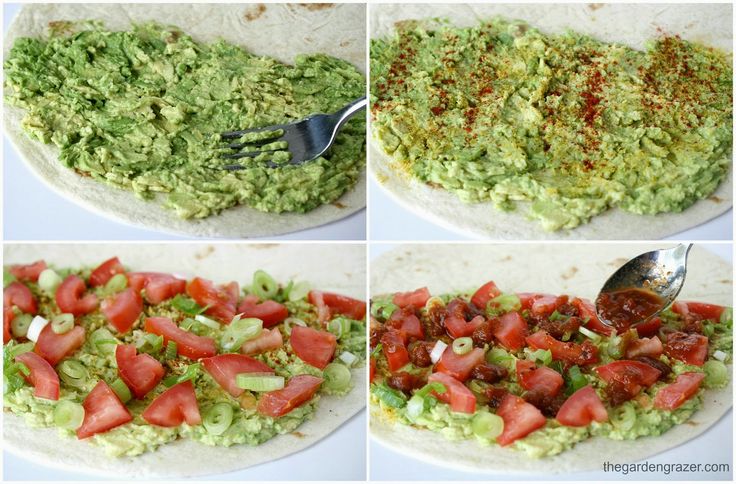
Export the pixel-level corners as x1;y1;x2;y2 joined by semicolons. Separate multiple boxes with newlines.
595;288;664;332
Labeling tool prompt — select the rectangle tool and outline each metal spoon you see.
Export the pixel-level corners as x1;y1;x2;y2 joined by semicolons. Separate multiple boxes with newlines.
595;243;694;328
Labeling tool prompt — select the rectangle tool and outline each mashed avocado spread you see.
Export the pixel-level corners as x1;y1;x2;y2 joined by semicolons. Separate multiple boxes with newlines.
4;22;365;218
370;18;733;230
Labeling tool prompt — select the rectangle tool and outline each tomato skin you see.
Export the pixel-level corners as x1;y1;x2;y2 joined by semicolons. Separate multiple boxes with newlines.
445;299;485;339
77;381;133;439
203;354;274;397
127;272;186;305
526;330;599;365
144;317;216;360
237;295;288;328
496;393;546;445
34;324;85;366
625;336;663;359
116;345;165;399
186;277;237;323
241;328;283;355
572;297;614;336
634;316;661;338
493;311;528;351
434;347;485;382
672;301;725;321
89;257;125;287
101;288;143;333
664;332;709;366
9;260;47;282
4;308;13;343
4;281;38;315
516;360;563;396
380;330;410;372
15;352;60;400
393;287;431;309
531;295;568;316
56;275;98;316
654;372;705;410
594;360;661;397
142;381;201;427
556;385;608;427
308;291;366;322
370;357;376;383
290;326;336;369
470;281;502;311
258;374;324;417
427;372;476;414
386;308;424;341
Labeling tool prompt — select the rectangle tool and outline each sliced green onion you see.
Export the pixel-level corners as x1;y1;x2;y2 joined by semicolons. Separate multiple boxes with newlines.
327;318;352;339
235;373;285;392
424;296;445;311
163;363;201;387
252;270;278;300
180;318;195;331
137;333;163;354
16;362;30;376
611;402;636;431
221;318;262;351
90;328;118;354
11;314;33;338
452;337;473;355
566;365;587;394
7;341;34;358
164;341;178;360
607;333;623;359
323;363;351;391
110;378;132;403
287;281;311;302
194;314;221;329
338;351;358;366
713;350;728;362
283;317;306;335
372;383;406;408
171;294;205;316
415;382;446;398
487;347;513;366
38;269;63;294
720;307;733;325
370;343;383;359
26;316;49;343
105;273;128;293
53;401;85;430
51;313;75;335
487;294;521;316
578;326;601;342
406;394;426;420
525;348;553;367
471;411;504;440
371;299;398;320
203;403;234;435
58;360;88;388
703;360;728;387
548;310;567;322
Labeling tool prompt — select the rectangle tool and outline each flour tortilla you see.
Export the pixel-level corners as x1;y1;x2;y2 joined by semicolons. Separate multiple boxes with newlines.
370;3;733;240
4;4;366;239
370;243;733;473
3;243;366;478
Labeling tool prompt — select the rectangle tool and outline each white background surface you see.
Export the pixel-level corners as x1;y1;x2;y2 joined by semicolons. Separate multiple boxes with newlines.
2;3;366;241
368;242;733;481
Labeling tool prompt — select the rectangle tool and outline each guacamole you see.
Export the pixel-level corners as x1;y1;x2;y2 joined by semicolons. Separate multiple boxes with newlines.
4;259;366;457
370;18;733;230
4;22;366;218
369;285;732;458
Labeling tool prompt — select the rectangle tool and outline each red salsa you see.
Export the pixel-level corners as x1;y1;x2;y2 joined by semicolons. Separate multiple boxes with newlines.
596;288;663;332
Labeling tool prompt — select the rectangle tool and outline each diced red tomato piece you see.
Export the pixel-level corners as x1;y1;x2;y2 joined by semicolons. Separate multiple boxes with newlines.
380;330;410;372
34;324;85;366
56;275;98;316
290;326;336;369
370;357;376;383
435;347;485;382
9;261;47;282
515;359;563;396
257;374;324;417
237;295;288;328
496;393;546;446
142;381;201;427
144;317;216;360
4;281;38;315
116;344;165;399
517;293;542;311
654;372;705;410
308;291;366;323
634;316;662;338
672;301;725;321
664;331;709;366
393;287;431;309
470;281;502;310
532;295;568;316
202;353;274;397
428;372;476;414
101;288;143;333
4;307;13;343
77;381;133;439
493;311;528;351
445;299;485;339
386;307;424;341
625;336;663;359
595;360;661;398
241;328;283;355
186;277;237;323
571;297;613;336
89;257;125;287
15;352;60;400
127;272;186;305
556;385;608;426
526;330;599;365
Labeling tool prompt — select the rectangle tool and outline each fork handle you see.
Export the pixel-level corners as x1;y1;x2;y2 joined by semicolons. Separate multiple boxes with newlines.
332;96;367;131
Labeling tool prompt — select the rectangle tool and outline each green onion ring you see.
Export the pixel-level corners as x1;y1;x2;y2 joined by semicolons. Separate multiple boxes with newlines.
53;400;85;430
51;313;75;334
452;337;473;355
203;403;234;435
252;270;278;300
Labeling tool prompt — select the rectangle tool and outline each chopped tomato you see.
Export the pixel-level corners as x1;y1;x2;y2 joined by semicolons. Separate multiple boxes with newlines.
393;287;431;309
664;331;708;366
308;290;331;325
4;281;38;315
427;372;476;414
572;297;613;336
34;324;85;366
386;307;424;341
308;291;366;323
258;374;324;417
116;345;165;399
202;354;274;397
4;307;13;343
89;257;125;287
241;328;283;355
625;336;663;359
127;272;186;305
142;381;201;427
445;299;485;339
435;347;485;382
517;293;543;311
532;295;568;316
380;330;410;372
556;385;608;426
15;352;60;400
595;360;661;397
186;277;237;323
237;295;288;328
634;316;662;338
370;357;376;382
526;330;599;365
290;326;336;369
672;301;725;321
144;317;216;360
496;393;546;446
493;311;528;351
470;281;502;310
9;260;47;282
101;288;143;333
515;360;563;396
77;381;133;439
56;275;98;316
654;372;705;410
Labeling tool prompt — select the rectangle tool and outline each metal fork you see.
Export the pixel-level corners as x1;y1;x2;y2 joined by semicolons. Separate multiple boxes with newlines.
220;96;367;169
